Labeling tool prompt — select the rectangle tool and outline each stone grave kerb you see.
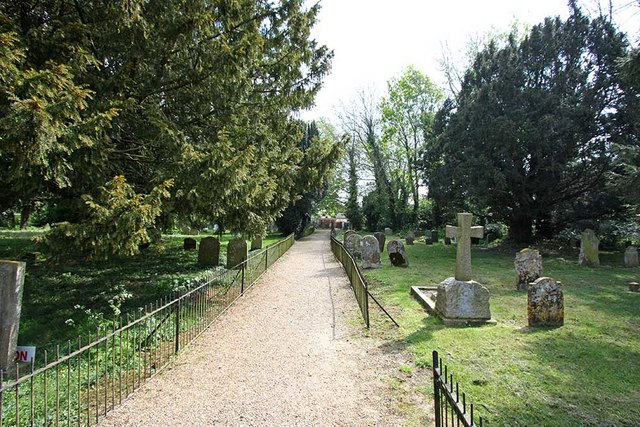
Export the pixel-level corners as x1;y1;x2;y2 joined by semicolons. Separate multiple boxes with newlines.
445;213;484;281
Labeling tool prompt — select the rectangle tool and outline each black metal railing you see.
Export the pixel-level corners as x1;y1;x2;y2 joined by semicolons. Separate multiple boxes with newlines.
433;350;485;427
330;236;369;328
0;234;294;427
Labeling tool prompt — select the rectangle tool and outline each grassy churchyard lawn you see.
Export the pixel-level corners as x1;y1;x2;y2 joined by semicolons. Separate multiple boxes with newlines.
0;230;283;358
356;233;639;426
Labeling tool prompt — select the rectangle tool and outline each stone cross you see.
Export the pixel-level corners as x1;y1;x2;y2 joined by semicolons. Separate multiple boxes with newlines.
446;213;483;281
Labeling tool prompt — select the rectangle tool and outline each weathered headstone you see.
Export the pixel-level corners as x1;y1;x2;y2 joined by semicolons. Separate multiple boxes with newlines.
405;231;415;245
361;235;382;269
226;238;247;270
624;246;639;267
579;229;600;267
251;236;263;251
387;240;409;267
629;282;640;292
345;233;363;259
444;237;451;245
343;230;355;242
445;213;484;281
514;248;543;291
384;227;393;236
1;261;25;373
374;232;386;252
431;230;439;244
183;238;197;250
434;278;491;323
528;277;564;327
197;237;220;267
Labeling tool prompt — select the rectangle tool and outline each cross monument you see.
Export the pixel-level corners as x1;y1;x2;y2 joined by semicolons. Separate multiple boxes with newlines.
445;213;484;281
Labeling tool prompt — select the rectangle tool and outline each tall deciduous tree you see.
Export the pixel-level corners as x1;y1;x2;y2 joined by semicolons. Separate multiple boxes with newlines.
430;5;629;242
381;66;444;223
344;137;363;230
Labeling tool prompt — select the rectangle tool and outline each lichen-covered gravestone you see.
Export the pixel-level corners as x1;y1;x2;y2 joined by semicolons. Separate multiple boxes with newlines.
343;230;355;242
514;248;543;291
361;235;382;269
384;227;393;236
345;233;363;259
226;238;247;270
198;237;220;267
183;238;197;250
374;232;386;252
251;236;263;251
435;278;491;323
579;229;600;267
624;246;639;267
405;231;415;245
387;240;409;267
1;261;25;373
528;277;564;327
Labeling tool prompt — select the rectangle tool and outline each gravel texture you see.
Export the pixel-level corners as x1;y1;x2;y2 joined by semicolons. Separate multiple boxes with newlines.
101;231;418;426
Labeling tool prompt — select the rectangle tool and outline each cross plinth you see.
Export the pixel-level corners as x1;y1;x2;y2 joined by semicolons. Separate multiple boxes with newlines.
446;213;484;281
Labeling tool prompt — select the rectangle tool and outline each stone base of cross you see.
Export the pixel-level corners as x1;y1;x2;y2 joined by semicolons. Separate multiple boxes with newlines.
445;213;483;281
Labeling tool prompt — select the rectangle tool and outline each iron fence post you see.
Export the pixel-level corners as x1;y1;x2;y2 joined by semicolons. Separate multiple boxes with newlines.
175;297;181;354
265;246;268;271
433;350;441;427
241;263;245;295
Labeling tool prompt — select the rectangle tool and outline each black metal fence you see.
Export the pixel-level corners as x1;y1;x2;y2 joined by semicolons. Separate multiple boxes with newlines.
330;236;370;328
0;234;294;427
433;350;485;427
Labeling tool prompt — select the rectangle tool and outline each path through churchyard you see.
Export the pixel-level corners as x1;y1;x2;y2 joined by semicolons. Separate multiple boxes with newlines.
102;231;419;426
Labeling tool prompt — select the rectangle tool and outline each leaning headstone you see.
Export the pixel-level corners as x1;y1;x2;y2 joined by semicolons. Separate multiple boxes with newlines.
387;240;409;267
343;230;355;242
405;231;415;245
384;227;393;236
198;237;220;267
361;236;382;269
374;232;386;252
624;246;639;267
345;233;363;259
528;277;564;327
431;230;439;244
444;237;451;245
1;261;25;373
579;229;600;267
251;236;263;251
435;278;491;323
514;248;543;291
226;238;247;270
183;238;197;250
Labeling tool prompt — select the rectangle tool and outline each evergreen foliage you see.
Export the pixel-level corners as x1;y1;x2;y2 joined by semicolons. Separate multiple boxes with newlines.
429;6;630;242
0;1;333;256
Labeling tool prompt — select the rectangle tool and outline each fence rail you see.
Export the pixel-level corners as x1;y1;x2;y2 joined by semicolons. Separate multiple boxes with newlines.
330;236;369;328
0;234;294;427
433;350;485;427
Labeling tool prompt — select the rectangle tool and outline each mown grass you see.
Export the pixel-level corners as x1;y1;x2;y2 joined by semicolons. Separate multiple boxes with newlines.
0;231;283;354
358;233;640;427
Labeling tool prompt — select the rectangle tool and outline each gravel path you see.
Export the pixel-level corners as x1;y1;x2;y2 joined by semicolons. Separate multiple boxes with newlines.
101;231;417;426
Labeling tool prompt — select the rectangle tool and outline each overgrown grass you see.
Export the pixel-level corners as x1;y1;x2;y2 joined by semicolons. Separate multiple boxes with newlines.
361;234;640;426
0;231;283;353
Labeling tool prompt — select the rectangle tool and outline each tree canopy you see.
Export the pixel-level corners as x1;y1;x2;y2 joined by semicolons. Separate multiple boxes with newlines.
0;0;334;257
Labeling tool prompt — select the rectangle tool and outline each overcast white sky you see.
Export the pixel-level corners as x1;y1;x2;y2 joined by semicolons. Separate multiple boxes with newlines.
301;0;639;121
